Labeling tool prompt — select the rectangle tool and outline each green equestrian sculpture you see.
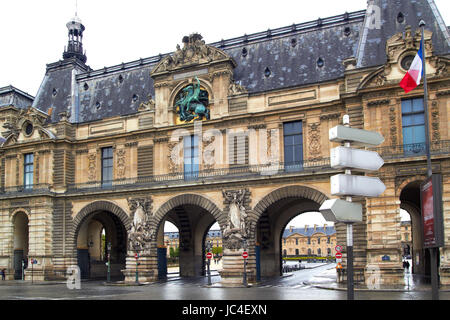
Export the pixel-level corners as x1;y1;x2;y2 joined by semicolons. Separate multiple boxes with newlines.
175;77;210;122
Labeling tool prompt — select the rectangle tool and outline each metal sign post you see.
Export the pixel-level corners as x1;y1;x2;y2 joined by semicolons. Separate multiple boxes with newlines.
320;115;385;300
206;241;212;286
135;252;139;284
242;239;248;287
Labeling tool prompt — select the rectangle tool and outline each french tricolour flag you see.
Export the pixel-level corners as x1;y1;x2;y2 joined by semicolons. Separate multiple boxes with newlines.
399;40;424;93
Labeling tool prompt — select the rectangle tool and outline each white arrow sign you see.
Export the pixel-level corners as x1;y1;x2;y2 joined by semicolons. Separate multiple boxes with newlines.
320;198;363;223
331;146;384;172
330;174;386;197
329;125;385;146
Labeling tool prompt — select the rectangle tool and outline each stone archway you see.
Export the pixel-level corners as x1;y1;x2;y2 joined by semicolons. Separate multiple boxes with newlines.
251;185;329;278
11;211;30;280
71;201;131;280
152;194;224;279
400;180;429;277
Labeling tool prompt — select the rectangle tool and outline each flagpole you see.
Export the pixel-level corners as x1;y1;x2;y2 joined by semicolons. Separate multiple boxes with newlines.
419;20;432;178
419;20;439;301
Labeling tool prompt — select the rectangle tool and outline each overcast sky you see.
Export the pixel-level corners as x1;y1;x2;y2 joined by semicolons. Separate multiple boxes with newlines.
0;1;430;232
1;0;449;96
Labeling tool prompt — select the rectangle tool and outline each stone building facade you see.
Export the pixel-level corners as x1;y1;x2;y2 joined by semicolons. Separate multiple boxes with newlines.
282;224;337;257
0;0;450;286
164;229;223;258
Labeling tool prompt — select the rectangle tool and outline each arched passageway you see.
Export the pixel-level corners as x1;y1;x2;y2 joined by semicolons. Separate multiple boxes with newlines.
12;212;29;280
75;210;128;280
253;186;328;278
400;180;436;279
156;204;219;279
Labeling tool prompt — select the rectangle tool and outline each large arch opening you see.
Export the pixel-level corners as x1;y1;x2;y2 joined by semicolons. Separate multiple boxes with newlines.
156;203;220;280
282;212;336;272
253;186;329;279
12;212;29;280
400;180;436;282
75;210;128;280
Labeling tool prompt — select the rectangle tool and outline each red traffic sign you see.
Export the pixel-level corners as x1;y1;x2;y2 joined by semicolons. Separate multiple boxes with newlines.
335;252;343;259
206;252;213;259
335;245;343;252
242;251;248;259
135;253;139;259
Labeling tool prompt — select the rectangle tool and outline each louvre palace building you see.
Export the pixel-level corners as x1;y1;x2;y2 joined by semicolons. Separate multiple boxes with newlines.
0;0;450;286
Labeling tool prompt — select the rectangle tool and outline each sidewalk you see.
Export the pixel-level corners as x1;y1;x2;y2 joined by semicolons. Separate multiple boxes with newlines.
305;266;450;292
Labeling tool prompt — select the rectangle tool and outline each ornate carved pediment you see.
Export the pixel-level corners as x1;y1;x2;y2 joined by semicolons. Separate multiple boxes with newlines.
357;26;448;91
151;33;235;75
1;106;54;146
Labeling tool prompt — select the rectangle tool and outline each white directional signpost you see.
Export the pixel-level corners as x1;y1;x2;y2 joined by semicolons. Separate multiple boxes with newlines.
320;115;385;300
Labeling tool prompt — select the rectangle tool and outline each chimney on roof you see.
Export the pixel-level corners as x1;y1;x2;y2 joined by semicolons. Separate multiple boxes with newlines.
314;224;318;232
289;226;293;233
304;225;308;232
324;224;327;229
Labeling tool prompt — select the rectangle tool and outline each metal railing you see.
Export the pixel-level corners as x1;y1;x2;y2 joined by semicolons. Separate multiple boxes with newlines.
369;140;450;160
1;140;449;195
67;158;332;193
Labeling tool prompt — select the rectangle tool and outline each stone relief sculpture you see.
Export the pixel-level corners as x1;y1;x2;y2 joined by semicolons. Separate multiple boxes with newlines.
87;153;96;181
116;149;126;178
222;189;250;250
127;197;154;252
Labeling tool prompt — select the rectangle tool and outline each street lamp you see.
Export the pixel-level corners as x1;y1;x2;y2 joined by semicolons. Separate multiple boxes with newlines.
106;242;111;283
243;239;248;287
206;240;212;286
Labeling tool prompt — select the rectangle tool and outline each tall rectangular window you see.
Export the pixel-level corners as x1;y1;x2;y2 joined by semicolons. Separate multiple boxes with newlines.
101;147;113;187
184;135;199;181
24;153;34;190
283;121;303;171
401;98;426;155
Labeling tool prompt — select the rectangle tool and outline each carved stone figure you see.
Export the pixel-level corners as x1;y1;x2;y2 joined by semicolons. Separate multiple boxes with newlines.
127;197;154;252
222;189;250;249
151;33;230;75
138;94;155;111
228;80;248;96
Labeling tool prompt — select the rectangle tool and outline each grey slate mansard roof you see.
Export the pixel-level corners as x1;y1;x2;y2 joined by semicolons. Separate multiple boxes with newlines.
31;0;450;124
0;85;34;109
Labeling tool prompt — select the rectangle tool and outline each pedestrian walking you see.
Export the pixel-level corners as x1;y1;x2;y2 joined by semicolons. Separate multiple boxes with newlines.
1;268;5;280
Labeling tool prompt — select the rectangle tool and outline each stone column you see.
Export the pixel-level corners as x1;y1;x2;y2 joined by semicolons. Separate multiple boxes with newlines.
122;197;158;283
365;167;403;286
439;162;450;285
26;197;55;281
219;189;256;286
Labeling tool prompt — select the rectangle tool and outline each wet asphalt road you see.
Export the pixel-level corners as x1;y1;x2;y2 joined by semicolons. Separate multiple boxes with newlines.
0;263;448;301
